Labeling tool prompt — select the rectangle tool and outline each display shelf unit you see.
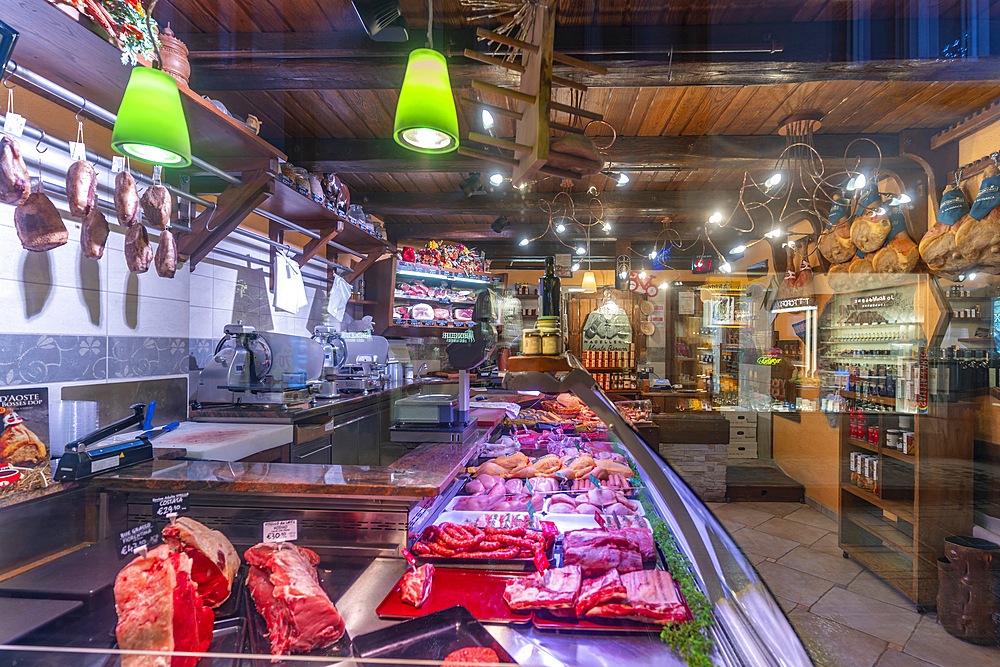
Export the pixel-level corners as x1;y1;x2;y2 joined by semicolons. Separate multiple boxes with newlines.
380;260;499;337
838;401;973;610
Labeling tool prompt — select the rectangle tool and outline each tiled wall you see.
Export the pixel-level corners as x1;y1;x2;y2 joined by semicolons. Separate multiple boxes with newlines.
0;141;336;395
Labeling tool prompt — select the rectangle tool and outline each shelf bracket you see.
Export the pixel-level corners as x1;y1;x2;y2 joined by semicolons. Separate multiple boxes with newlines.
345;250;387;284
177;169;273;267
296;221;344;268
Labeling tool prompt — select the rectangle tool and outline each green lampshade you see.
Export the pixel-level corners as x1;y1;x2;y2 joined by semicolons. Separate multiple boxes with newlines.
112;67;191;167
393;48;459;154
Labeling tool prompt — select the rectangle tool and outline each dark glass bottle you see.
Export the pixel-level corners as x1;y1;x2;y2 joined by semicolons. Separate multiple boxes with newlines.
539;256;561;317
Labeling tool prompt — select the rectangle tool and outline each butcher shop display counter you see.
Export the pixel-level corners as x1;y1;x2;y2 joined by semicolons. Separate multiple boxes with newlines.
0;358;809;666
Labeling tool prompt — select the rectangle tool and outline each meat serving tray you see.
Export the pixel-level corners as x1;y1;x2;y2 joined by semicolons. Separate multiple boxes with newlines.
354;605;517;666
376;567;532;624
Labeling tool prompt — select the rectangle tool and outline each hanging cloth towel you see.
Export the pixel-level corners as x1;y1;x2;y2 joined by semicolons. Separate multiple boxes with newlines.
273;252;307;313
326;273;352;326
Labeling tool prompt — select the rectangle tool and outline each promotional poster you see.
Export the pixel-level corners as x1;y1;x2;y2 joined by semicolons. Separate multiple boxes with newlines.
0;387;50;494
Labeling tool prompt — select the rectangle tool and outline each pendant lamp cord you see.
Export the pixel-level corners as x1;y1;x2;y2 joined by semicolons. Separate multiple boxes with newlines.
145;0;163;69
426;0;433;49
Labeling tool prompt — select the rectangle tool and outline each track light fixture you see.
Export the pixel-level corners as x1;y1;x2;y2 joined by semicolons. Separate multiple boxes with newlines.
519;238;530;246
490;215;510;234
489;173;504;186
459;173;483;197
481;109;494;129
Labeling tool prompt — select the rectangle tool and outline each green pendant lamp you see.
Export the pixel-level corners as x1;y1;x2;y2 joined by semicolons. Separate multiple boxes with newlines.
111;1;191;167
393;47;459;154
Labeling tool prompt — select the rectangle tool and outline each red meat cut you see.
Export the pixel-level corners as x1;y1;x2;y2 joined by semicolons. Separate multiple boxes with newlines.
612;523;656;562
245;542;346;655
503;565;581;611
114;544;214;667
162;517;240;608
575;569;627;616
585;570;689;625
562;529;643;577
399;563;435;608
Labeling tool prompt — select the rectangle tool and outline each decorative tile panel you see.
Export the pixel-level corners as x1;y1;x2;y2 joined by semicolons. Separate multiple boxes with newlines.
107;336;189;379
0;334;107;386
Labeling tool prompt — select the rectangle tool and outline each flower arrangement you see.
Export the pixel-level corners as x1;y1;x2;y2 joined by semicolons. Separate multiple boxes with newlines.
55;0;160;64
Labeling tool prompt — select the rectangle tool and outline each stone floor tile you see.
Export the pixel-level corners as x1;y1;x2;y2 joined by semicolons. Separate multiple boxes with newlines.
785;506;839;532
743;550;768;565
740;501;806;517
778;546;863;585
706;502;726;509
713;503;775;528
812;587;920;645
811;533;845;557
719;518;745;533
755;517;830;546
876;649;937;667
847;571;916;611
731;527;800;559
787;608;888;667
756;561;835;606
904;615;1000;667
775;595;797;613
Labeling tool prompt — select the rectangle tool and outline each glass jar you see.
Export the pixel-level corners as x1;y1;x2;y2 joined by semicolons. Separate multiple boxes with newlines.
540;330;562;356
522;329;541;356
537;316;560;331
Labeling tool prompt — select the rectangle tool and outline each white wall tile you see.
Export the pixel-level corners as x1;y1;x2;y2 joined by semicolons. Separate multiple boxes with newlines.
1;278;107;335
107;291;189;338
189;306;216;340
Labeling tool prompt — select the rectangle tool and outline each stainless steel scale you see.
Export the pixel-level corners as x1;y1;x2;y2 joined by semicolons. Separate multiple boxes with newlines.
389;394;478;444
330;332;391;395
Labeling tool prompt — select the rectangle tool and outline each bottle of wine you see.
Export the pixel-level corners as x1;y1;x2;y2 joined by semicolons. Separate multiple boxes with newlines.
539;256;561;317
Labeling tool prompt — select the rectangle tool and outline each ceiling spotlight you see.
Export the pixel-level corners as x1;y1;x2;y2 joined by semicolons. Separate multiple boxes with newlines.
875;207;887;216
764;172;782;189
571;262;580;271
576;246;586;255
709;212;723;224
617;172;630;185
555;221;566;233
788;240;796;248
519;238;530;246
847;173;868;191
489;173;504;186
459;173;482;197
888;193;912;206
719;261;733;274
969;272;978;280
648;250;657;260
659;282;670;290
619;270;628;279
588;186;598;196
639;271;647;280
765;228;783;238
602;221;612;232
958;274;966;282
490;215;510;234
730;244;746;254
481;109;494;129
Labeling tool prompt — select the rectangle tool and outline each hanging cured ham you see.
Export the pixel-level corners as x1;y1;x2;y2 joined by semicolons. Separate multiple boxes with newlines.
155;229;178;278
0;136;30;205
14;192;68;252
140;184;172;230
124;223;153;273
776;246;797;301
827;261;852;293
848;253;875;290
871;208;919;281
793;256;814;297
954;165;1000;273
80;207;110;260
818;194;857;264
114;171;139;227
65;161;97;218
919;184;974;280
850;188;891;253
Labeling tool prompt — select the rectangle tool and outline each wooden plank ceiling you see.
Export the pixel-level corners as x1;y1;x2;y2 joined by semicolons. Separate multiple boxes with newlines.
156;0;1000;260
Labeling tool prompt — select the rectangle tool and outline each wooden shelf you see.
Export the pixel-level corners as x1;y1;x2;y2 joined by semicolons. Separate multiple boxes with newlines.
584;367;636;372
507;354;573;372
881;447;915;463
383;324;474;337
844;510;914;557
841;391;896;407
842;545;914;594
840;483;915;523
394;294;475;306
958;338;993;343
347;299;377;305
847;437;878;454
951;318;988;322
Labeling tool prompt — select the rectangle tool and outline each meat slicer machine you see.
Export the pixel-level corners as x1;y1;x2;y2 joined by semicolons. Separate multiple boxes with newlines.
329;332;391;395
312;326;348;398
196;322;325;405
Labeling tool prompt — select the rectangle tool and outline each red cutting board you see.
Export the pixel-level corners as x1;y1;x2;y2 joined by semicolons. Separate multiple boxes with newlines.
376;568;533;625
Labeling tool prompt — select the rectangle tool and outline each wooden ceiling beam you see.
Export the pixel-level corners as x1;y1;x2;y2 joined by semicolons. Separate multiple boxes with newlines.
282;135;903;173
190;55;1000;91
354;190;738;217
387;222;669;240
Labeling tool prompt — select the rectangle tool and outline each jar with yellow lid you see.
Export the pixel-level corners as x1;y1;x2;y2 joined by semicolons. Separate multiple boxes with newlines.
540;329;563;356
522;329;542;356
536;316;560;331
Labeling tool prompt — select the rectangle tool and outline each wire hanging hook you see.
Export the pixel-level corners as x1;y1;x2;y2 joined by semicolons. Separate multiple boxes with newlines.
74;101;87;124
35;129;47;154
0;65;15;90
956;167;965;186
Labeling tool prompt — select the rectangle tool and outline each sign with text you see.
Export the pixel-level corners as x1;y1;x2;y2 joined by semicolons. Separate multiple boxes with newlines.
263;519;298;543
581;307;632;352
116;522;161;560
151;492;189;519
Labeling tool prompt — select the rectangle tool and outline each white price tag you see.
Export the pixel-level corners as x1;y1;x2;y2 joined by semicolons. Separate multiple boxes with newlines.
69;141;86;161
325;419;335;432
263;519;297;543
3;113;25;137
152;165;163;182
112;156;125;173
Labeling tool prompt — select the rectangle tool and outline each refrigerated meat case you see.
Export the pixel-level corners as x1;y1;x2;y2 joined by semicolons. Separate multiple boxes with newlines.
0;357;808;666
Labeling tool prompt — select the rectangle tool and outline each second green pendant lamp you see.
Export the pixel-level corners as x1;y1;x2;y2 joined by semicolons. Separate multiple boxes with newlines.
111;0;191;167
393;0;459;154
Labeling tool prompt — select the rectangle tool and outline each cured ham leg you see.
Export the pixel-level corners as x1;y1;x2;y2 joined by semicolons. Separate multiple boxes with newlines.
872;209;918;280
140;185;172;230
955;165;1000;272
15;192;68;252
125;223;153;273
0;136;30;205
80;207;110;260
155;229;178;278
115;171;139;227
919;184;975;280
776;246;797;301
850;190;891;253
819;194;856;264
66;161;97;218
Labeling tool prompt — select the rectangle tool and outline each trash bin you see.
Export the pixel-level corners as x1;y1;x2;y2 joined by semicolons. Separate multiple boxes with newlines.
937;535;1000;645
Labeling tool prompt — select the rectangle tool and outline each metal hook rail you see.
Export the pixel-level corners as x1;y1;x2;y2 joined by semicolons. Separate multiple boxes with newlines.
4;61;366;274
950;149;1000;184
